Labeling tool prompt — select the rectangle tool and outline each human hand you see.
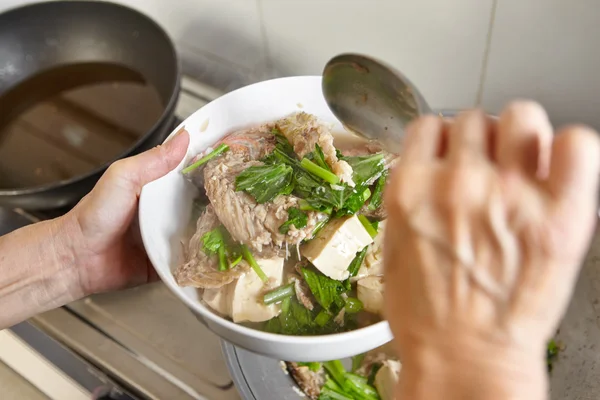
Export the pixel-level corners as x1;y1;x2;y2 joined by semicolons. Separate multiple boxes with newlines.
61;130;189;296
383;103;600;399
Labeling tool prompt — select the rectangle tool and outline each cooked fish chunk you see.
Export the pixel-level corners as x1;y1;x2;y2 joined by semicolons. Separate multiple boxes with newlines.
204;147;326;254
357;276;385;315
375;360;402;400
355;342;399;378
277;112;355;186
360;201;388;221
286;362;324;400
175;205;248;289
230;257;285;323
301;215;374;280
217;124;279;161
182;125;277;188
293;276;315;311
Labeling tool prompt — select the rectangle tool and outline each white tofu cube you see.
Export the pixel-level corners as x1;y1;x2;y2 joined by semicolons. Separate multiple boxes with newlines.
301;215;374;280
230;257;285;323
375;360;402;400
352;220;386;282
357;276;384;315
203;284;233;317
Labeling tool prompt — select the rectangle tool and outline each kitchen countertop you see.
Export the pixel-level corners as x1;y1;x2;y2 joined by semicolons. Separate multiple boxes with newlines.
0;360;48;400
548;224;600;398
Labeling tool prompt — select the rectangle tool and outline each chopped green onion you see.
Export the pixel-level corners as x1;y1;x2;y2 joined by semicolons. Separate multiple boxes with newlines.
325;377;344;392
298;199;316;211
301;158;340;184
229;254;243;268
319;388;353;400
345;297;363;314
278;296;292;326
263;283;295;305
297;362;322;372
241;245;268;283
315;309;332;327
346;373;380;399
323;360;347;389
368;363;383;386
217;247;228;271
347;246;368;277
361;187;372;202
371;221;379;232
309;218;330;240
358;215;378;238
298;199;333;215
351;353;366;372
368;170;388;211
280;296;291;314
182;144;229;174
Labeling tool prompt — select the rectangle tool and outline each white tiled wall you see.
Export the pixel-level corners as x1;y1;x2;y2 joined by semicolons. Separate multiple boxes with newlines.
259;0;494;109
113;0;495;109
480;0;600;129
2;0;599;128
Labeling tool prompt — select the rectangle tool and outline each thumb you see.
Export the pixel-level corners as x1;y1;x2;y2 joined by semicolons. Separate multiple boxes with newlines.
71;129;189;242
107;129;190;195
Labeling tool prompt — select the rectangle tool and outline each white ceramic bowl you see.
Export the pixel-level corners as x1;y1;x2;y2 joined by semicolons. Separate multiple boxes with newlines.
139;76;393;362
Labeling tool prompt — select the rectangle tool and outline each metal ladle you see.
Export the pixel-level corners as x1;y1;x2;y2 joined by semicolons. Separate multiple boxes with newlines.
322;53;433;153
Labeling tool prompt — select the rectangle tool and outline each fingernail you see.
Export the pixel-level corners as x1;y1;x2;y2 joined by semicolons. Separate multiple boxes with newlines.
165;127;188;143
163;128;189;149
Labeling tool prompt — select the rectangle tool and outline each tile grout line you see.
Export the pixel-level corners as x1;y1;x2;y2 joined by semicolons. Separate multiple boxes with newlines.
255;0;275;78
176;42;256;75
475;0;499;107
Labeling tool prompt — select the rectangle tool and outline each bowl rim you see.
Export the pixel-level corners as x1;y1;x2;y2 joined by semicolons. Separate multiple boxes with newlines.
139;75;391;345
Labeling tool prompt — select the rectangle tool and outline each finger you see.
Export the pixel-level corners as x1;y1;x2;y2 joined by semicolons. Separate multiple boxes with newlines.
496;101;553;178
546;124;600;208
106;129;190;195
448;109;492;162
76;130;190;232
401;115;447;162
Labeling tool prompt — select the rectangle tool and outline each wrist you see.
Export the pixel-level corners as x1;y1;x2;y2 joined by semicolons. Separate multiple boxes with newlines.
51;214;88;299
0;216;84;328
396;330;547;400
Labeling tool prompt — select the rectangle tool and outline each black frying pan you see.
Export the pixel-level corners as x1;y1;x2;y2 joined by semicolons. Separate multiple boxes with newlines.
0;0;180;210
